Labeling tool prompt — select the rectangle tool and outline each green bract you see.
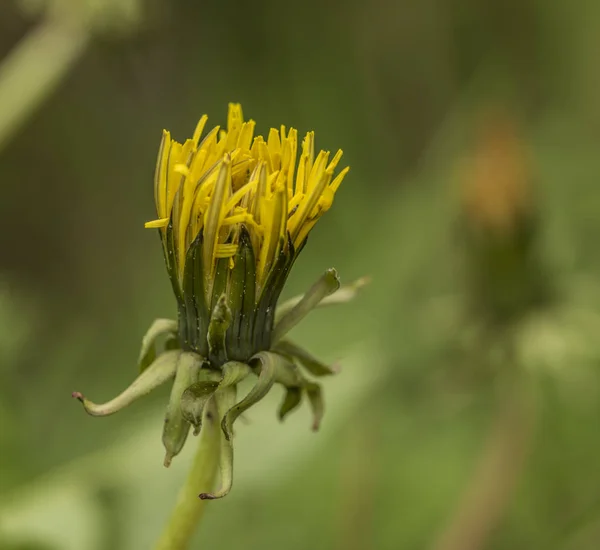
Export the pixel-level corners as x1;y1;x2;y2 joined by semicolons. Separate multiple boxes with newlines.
73;273;365;499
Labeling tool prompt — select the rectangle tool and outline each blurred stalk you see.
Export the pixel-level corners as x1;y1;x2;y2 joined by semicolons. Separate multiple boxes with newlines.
333;401;380;550
433;107;547;550
0;15;89;153
153;402;221;550
432;369;537;550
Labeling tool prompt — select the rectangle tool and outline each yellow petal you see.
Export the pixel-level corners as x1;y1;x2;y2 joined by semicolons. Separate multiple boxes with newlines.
203;155;232;286
227;103;244;131
330;165;349;193
282;128;298;199
215;243;239;257
237;120;256;151
288;167;332;246
192;115;208;148
155;130;171;219
145;217;170;229
326;149;344;173
267;128;282;170
257;182;287;287
306;150;329;193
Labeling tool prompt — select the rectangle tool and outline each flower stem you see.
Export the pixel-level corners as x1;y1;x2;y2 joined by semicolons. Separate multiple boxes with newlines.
154;404;221;550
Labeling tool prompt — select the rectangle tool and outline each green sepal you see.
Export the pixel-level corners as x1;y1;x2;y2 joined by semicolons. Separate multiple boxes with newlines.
199;385;236;500
253;235;298;351
189;360;250;437
227;228;256;361
274;339;338;376
179;359;243;436
182;233;209;356
278;387;302;421
270;352;303;386
162;352;203;467
220;360;252;387
180;375;220;435
265;350;326;429
208;295;232;367
138;318;178;373
164;220;183;303
73;349;180;416
273;268;341;343
275;275;369;322
220;351;278;440
209;257;230;317
305;382;324;431
183;361;250;438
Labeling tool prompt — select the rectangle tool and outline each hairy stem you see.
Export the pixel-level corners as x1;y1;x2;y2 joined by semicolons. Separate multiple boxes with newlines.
154;402;221;550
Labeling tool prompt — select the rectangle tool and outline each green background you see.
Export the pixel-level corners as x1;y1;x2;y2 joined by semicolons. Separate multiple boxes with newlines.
2;0;600;548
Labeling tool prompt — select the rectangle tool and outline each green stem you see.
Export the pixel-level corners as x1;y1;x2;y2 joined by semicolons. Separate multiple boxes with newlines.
154;403;221;550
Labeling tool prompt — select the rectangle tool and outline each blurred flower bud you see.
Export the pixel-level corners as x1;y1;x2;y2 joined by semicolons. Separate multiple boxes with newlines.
459;108;551;325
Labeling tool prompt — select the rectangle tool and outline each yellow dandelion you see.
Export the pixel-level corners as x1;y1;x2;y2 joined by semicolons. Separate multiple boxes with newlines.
144;103;349;364
73;103;364;501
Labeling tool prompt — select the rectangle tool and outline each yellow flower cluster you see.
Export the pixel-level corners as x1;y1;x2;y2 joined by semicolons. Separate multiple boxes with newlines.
145;103;349;296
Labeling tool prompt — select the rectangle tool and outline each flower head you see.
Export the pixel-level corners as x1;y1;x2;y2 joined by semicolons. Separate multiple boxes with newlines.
73;103;363;500
145;103;349;366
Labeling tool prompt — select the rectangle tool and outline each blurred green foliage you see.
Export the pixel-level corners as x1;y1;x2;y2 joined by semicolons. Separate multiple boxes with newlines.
2;0;600;549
